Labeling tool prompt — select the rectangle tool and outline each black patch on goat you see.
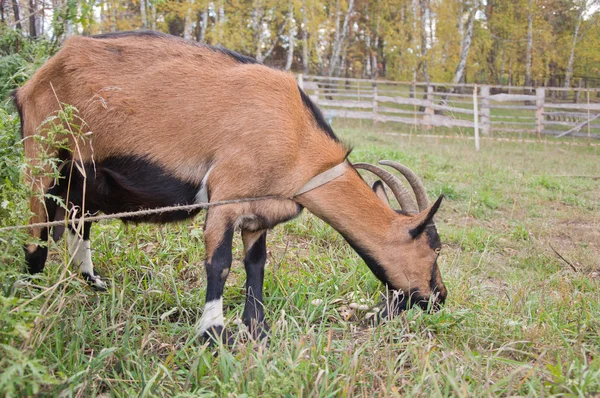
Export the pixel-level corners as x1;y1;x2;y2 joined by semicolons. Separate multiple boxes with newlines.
298;86;339;143
429;260;444;307
61;156;201;224
24;228;48;274
339;233;392;288
92;30;170;40
213;46;259;64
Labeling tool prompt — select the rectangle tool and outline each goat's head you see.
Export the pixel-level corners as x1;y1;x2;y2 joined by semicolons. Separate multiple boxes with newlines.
354;160;447;317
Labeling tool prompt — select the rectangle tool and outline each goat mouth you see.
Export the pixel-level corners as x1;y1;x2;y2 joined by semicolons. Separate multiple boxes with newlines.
376;289;443;319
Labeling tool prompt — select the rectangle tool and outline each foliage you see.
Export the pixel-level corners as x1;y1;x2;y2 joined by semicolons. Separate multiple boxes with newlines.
0;27;56;100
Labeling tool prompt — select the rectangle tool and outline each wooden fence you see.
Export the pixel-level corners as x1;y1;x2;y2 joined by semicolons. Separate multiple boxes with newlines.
297;75;600;149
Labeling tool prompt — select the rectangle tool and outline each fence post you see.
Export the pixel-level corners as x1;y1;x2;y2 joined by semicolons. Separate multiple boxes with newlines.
424;85;434;130
480;85;491;135
536;87;545;141
298;73;304;90
372;82;378;125
473;84;480;151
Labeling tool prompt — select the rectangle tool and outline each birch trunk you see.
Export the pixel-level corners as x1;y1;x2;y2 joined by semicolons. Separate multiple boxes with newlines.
151;1;156;30
452;10;474;84
199;4;207;43
183;0;195;40
419;0;430;83
262;19;288;62
525;0;533;87
252;0;264;61
564;2;584;91
110;0;117;32
328;0;354;77
410;0;418;84
140;0;147;28
372;26;379;78
365;35;371;78
301;6;309;74
217;1;224;44
284;3;295;71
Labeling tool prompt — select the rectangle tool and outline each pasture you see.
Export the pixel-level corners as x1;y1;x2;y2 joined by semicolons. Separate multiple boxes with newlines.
1;120;599;396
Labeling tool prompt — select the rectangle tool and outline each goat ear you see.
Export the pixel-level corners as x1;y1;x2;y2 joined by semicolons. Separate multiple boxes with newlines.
372;180;391;207
408;195;444;238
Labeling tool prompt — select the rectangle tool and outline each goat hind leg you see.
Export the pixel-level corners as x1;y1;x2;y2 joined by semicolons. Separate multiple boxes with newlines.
241;229;269;340
198;215;235;344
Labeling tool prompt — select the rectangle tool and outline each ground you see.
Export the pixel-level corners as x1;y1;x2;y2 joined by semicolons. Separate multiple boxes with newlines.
1;123;599;396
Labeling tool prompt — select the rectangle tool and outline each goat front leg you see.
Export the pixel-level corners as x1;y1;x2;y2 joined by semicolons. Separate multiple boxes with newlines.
241;229;269;340
197;212;235;344
67;221;107;291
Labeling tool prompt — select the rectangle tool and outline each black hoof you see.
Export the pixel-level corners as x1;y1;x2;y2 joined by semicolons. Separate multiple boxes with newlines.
82;272;108;291
244;319;270;342
201;326;233;347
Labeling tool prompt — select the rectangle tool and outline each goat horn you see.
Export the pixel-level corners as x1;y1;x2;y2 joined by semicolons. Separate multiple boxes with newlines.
353;162;418;214
378;160;429;211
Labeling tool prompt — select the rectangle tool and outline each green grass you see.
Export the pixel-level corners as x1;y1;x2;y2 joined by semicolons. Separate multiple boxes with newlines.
1;124;600;396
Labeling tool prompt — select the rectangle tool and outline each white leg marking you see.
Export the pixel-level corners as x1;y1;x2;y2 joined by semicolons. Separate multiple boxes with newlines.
195;166;213;204
67;230;106;290
197;297;224;335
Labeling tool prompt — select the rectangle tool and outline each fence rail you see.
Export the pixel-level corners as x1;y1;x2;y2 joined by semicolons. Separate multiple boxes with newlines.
297;75;600;148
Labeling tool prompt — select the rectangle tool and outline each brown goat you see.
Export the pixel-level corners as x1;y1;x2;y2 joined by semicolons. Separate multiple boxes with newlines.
14;31;446;342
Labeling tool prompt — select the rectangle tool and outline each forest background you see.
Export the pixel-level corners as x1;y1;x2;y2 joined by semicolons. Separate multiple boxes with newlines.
1;0;599;89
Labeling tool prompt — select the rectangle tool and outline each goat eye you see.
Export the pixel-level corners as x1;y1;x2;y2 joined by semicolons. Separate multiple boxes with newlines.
434;248;441;255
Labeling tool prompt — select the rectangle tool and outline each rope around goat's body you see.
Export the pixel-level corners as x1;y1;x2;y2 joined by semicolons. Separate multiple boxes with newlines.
0;195;283;233
0;161;350;233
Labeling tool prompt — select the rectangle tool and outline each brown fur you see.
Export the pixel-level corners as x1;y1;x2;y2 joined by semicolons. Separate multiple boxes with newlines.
16;35;346;200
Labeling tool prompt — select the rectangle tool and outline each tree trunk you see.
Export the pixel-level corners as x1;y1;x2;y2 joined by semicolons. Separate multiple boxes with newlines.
262;19;288;62
329;0;354;77
183;0;195;40
217;2;224;44
252;0;264;61
564;2;584;92
110;0;117;32
1;0;6;25
419;0;430;83
12;0;21;30
140;0;147;28
453;10;474;85
198;4;207;42
301;4;309;74
410;0;418;82
525;0;533;87
365;34;371;78
151;1;156;30
284;3;295;71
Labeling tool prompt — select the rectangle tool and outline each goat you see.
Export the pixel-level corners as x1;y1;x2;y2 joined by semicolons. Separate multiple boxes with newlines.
13;31;447;342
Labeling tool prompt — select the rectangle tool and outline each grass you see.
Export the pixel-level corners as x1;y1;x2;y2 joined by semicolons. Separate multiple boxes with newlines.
1;123;600;396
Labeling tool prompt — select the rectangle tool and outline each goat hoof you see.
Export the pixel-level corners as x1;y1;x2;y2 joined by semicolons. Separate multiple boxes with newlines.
244;320;270;342
82;272;108;291
201;326;233;347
